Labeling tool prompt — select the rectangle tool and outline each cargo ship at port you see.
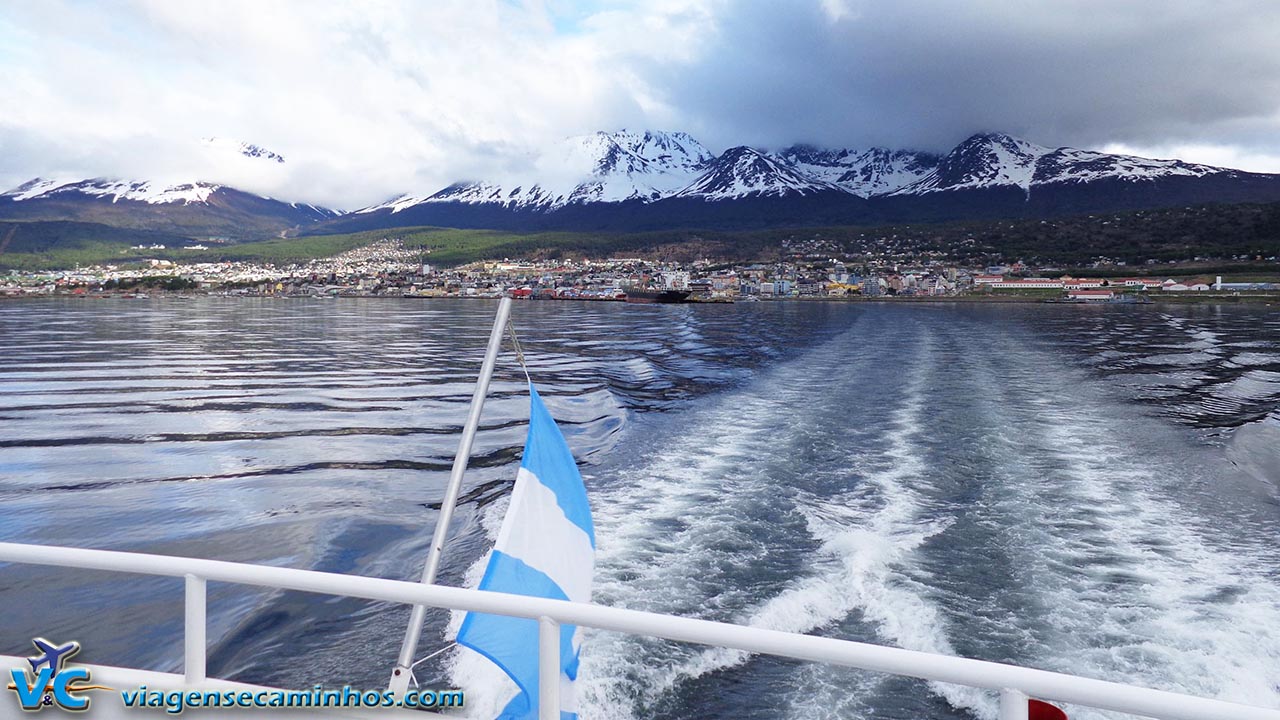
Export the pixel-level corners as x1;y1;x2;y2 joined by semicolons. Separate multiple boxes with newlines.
623;288;691;304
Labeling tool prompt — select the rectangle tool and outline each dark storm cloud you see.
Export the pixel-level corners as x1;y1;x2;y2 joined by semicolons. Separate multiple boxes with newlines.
649;0;1280;154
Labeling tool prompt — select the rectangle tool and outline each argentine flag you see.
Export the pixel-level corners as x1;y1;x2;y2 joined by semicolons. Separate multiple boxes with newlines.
457;385;595;720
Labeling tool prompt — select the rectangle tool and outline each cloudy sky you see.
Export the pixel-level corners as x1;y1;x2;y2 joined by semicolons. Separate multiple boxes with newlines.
3;0;1280;209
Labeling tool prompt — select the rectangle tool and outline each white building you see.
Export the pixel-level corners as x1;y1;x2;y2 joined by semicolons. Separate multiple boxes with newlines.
1067;289;1115;302
991;278;1062;289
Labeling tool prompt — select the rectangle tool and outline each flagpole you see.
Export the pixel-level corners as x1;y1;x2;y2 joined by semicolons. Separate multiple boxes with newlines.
390;295;513;693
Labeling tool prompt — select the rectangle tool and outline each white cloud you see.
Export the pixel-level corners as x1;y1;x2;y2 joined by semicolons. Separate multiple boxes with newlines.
0;0;715;210
1102;144;1280;175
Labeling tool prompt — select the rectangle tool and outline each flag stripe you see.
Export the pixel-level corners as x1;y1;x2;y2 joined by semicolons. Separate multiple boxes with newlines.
458;551;579;662
495;467;594;602
520;390;595;544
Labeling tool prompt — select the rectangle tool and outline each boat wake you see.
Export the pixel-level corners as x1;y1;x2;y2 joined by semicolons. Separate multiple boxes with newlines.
449;307;1280;719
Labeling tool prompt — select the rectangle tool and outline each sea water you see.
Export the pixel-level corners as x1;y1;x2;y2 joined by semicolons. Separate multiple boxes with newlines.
1;299;1277;719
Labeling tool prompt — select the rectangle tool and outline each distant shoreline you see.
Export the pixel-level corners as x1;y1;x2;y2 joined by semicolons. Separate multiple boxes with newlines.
5;292;1278;306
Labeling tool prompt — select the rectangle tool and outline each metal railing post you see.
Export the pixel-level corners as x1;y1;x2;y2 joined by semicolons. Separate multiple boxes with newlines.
184;574;207;684
999;688;1029;720
539;616;560;720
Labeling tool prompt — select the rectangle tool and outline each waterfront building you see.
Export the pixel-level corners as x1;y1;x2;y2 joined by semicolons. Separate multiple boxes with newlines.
1066;289;1115;301
1060;276;1105;289
991;278;1062;289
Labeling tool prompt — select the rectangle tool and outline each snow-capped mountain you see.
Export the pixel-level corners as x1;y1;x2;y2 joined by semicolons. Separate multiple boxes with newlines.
360;129;1270;218
360;130;715;214
893;132;1241;197
2;177;333;216
1031;146;1223;185
675;146;841;199
779;145;941;197
554;129;714;204
895;132;1051;195
0;176;336;239
4;177;223;205
321;129;1280;233
8;129;1280;240
203;137;286;164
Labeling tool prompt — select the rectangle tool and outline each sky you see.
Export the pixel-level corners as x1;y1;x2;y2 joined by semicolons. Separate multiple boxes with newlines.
3;0;1280;210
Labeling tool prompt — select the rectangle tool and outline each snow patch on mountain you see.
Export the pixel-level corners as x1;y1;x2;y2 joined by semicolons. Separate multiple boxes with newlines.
780;145;940;197
2;178;221;205
675;146;842;200
356;191;438;214
1032;148;1223;185
288;202;341;218
898;133;1051;195
2;178;75;202
554;129;714;203
203;137;286;164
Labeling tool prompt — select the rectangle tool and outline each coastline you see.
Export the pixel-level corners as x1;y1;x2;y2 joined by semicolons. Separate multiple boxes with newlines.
4;292;1277;305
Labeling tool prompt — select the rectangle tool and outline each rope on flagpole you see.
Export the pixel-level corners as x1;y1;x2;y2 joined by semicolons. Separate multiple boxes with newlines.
506;317;532;385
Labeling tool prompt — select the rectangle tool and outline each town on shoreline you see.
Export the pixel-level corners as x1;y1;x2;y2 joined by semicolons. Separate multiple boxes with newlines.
3;239;1278;304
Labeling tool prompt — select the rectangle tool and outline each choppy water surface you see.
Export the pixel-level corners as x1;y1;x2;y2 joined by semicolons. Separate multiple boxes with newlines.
1;298;1278;719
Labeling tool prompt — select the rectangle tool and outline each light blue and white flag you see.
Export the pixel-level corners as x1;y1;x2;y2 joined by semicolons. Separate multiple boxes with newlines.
457;385;595;720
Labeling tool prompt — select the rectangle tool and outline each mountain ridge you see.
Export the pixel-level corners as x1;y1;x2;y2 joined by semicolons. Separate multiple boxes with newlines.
0;177;337;240
356;130;1261;211
319;129;1280;234
6;129;1280;239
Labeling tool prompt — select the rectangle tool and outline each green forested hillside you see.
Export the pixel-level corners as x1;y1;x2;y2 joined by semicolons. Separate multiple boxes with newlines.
4;200;1280;270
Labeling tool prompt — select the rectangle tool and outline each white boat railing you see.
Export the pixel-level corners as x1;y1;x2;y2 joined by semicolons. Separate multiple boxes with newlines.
1;541;1277;720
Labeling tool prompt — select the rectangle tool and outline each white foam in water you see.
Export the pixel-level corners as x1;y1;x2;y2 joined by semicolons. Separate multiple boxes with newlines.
576;329;992;720
571;398;788;719
984;345;1280;719
442;313;1280;720
442;381;790;718
762;363;996;719
433;331;889;719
